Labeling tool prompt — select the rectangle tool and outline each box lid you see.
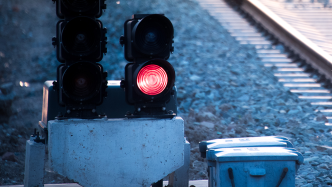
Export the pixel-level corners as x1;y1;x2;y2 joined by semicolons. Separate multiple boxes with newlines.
199;136;292;158
207;147;303;165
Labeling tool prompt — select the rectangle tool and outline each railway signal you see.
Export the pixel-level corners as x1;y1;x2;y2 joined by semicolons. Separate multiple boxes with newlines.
52;0;108;118
120;14;176;117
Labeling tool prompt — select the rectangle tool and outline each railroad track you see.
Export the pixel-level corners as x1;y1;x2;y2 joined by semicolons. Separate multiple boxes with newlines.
198;0;332;126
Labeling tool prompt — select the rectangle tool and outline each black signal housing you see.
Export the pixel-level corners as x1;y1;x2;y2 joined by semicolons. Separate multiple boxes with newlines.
55;62;107;118
120;14;176;118
54;17;107;63
121;14;174;63
52;0;108;119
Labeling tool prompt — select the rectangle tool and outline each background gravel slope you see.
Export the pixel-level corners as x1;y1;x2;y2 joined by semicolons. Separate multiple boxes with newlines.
1;0;332;186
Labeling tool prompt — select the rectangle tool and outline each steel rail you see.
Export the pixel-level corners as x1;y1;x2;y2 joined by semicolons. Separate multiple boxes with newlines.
237;0;332;83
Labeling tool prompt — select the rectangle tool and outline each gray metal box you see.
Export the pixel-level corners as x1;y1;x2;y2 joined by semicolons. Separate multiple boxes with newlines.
207;147;303;187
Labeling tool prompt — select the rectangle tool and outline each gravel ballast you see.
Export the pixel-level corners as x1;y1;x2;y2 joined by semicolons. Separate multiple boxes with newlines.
1;0;332;186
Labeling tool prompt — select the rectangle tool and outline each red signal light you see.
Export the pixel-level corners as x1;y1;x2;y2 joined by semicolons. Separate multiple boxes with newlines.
137;64;168;95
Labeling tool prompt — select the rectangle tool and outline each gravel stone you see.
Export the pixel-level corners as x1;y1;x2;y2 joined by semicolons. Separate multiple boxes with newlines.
200;122;215;129
1;152;17;162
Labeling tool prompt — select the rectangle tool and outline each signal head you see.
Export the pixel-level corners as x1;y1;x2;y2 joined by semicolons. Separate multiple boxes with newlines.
133;14;174;56
125;58;175;105
58;61;107;106
62;62;102;102
121;14;174;62
62;17;101;56
136;64;168;96
55;17;107;63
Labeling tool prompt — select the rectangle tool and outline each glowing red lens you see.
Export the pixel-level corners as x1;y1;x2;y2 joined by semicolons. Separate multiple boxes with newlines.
137;64;168;95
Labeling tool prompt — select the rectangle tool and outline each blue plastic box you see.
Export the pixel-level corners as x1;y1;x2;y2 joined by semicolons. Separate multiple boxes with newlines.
206;147;303;187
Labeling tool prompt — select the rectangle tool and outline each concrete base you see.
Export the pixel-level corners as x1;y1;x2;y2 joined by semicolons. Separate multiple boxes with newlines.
169;138;190;187
48;117;184;187
24;139;45;187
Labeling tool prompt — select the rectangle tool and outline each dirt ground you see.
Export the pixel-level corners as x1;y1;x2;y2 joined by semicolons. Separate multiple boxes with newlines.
0;0;85;184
